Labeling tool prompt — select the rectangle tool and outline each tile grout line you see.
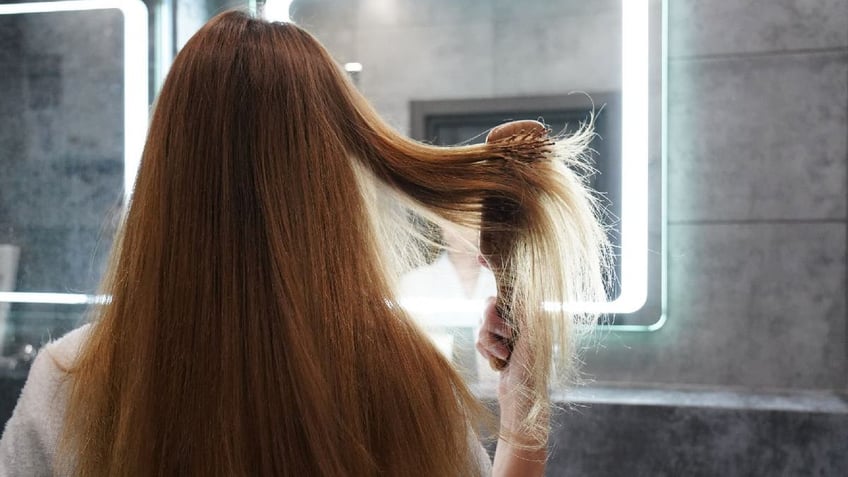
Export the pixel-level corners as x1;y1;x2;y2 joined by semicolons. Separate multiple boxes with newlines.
668;219;848;226
669;46;848;63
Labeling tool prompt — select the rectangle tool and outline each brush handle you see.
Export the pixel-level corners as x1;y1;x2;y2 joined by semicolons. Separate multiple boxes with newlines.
481;120;546;371
480;223;516;371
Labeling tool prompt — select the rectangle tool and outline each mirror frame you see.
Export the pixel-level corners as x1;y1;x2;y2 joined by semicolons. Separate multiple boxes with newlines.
0;0;148;306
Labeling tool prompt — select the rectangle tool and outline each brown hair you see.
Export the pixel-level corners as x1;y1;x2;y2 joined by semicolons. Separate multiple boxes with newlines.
58;10;608;476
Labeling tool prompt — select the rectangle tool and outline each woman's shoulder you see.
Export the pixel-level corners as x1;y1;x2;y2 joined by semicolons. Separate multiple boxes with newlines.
18;323;92;427
0;324;92;476
38;324;92;369
14;323;91;406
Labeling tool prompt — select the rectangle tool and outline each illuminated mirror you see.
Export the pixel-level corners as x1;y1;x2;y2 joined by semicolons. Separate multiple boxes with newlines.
279;0;667;333
0;0;663;369
0;0;147;357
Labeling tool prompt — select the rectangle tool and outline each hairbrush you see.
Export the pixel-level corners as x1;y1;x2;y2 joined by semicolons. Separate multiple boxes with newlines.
480;120;548;370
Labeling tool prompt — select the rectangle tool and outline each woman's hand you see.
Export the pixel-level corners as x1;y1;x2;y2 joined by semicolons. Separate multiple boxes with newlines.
476;294;547;477
475;297;537;429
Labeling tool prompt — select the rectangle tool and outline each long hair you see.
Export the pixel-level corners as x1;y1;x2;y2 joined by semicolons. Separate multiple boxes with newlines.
58;10;608;476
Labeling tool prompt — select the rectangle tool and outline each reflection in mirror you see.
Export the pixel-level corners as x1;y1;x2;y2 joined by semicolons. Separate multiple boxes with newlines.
286;0;664;335
0;0;147;367
279;0;664;387
0;0;663;375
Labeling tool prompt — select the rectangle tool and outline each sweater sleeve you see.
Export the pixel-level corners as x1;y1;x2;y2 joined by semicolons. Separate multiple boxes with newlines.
0;326;89;476
475;441;493;476
468;426;493;476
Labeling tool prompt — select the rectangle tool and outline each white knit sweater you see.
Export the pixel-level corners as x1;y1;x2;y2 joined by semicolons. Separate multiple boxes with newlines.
0;326;492;476
0;325;88;476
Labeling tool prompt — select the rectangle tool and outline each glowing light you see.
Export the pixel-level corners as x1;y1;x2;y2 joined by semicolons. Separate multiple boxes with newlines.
0;292;110;305
263;0;293;23
344;62;363;73
607;0;649;314
533;0;650;316
398;297;486;327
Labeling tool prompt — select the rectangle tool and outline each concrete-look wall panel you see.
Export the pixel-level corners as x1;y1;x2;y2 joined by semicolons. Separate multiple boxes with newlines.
290;0;361;30
667;52;847;222
490;0;621;96
669;0;848;57
356;22;495;133
304;27;359;66
492;0;619;21
547;402;848;476
0;157;122;230
20;11;124;162
10;225;113;293
357;0;493;28
581;222;846;390
491;10;621;96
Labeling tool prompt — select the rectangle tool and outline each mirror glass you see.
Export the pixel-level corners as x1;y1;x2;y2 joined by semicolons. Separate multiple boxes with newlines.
282;0;665;386
0;0;146;366
286;0;665;334
0;0;663;373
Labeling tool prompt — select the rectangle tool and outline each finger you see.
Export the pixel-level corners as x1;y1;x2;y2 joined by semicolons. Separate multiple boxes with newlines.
477;342;509;371
480;316;512;340
479;339;510;362
477;327;507;349
477;330;511;361
477;254;491;270
481;302;512;337
475;341;493;361
486;119;546;144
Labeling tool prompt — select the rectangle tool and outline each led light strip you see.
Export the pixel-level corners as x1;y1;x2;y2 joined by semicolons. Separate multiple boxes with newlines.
0;292;108;305
611;0;650;315
0;0;148;306
513;0;651;316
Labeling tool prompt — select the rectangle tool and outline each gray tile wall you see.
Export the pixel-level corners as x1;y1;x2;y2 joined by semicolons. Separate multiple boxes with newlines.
582;0;848;392
546;400;848;476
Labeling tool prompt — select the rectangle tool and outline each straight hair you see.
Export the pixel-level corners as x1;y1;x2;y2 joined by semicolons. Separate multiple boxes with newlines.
57;10;608;476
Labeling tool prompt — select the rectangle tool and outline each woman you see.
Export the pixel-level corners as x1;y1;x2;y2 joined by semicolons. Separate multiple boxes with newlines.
0;10;607;476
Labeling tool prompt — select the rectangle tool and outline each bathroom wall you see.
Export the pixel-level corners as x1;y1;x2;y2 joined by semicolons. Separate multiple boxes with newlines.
296;0;848;394
0;10;124;346
582;0;847;393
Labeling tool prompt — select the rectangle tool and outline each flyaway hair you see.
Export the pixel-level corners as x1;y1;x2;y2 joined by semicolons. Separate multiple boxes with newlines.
57;10;609;477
